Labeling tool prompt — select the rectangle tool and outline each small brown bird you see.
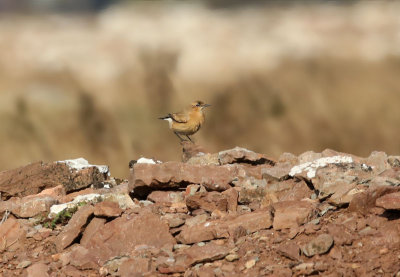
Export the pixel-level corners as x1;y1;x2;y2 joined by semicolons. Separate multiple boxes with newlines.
159;100;211;142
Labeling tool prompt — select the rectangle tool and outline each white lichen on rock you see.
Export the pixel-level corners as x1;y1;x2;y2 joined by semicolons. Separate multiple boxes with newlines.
289;156;354;178
57;158;109;175
137;157;161;164
48;193;104;218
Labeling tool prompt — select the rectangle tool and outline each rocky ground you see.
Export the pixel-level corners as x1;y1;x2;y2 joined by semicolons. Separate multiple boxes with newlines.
1;143;400;276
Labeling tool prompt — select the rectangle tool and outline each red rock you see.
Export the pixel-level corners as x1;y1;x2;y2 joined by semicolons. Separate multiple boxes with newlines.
55;205;95;252
302;234;334;257
222;188;239;212
68;245;98;270
26;263;49;277
161;213;187;228
349;186;400;215
186;191;228;212
70;210;176;265
93;201;122;217
276;242;300;261
80;217;106;247
180;243;230;266
147;191;184;205
272;200;317;230
376;191;400;210
0;218;26;252
37;185;66;200
218;147;275;165
181;141;210;162
326;224;353;246
61;188;95;203
177;209;272;244
118;258;150;277
0;195;57;218
130;162;236;197
0;160;107;199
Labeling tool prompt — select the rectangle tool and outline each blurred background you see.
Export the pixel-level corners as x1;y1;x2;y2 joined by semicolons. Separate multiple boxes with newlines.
0;0;400;178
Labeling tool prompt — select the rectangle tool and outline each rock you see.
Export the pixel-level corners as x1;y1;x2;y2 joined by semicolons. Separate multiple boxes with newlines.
0;159;108;199
0;195;57;218
225;254;239;262
80;217;107;247
181;141;210;162
161;213;187;228
185;214;209;227
37;185;66;200
363;151;390;175
187;153;220;166
16;260;31;269
55;205;95;252
289;155;354;179
272;200;317;230
222;188;239;212
49;192;134;219
376;191;400;210
147;191;184;205
276;242;300;261
186;191;228;212
349;186;400;215
218;147;275;165
27;263;50;277
177;209;272;244
180;243;230;266
130;162;236;197
118;258;150;277
0;217;26;252
93;201;122;217
245;258;257;269
326;224;353;246
70;210;176;266
302;234;334;257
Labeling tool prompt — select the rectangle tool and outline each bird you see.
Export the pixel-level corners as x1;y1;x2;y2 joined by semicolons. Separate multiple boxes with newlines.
159;100;211;142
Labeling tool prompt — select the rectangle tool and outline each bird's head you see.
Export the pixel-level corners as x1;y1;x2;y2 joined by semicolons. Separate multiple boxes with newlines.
191;100;211;111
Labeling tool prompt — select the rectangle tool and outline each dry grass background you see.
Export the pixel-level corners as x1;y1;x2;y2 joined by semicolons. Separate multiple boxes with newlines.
0;1;400;177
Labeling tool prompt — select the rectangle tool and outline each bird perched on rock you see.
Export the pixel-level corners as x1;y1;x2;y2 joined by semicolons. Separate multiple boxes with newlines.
159;100;211;142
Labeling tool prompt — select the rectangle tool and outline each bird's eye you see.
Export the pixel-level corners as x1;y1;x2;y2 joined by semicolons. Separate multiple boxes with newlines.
196;103;200;107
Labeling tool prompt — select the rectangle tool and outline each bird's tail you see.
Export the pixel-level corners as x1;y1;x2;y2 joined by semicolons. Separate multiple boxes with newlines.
158;114;172;120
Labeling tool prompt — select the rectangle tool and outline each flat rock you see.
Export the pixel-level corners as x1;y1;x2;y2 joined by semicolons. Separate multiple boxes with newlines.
181;243;230;266
118;257;151;277
130;162;237;197
187;153;220;166
276;242;300;261
147;191;184;205
93;201;122;217
218;147;275;165
70;210;176;266
302;234;334;257
376;191;400;210
0;195;57;218
80;217;106;247
186;191;228;212
177;209;272;244
0;159;108;199
0;217;26;252
273;200;317;230
27;263;50;277
55;205;95;252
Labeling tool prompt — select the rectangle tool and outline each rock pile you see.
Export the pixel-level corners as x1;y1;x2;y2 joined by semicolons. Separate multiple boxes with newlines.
1;147;400;276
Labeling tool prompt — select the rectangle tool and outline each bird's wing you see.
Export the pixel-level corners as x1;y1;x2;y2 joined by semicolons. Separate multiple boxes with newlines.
169;112;188;123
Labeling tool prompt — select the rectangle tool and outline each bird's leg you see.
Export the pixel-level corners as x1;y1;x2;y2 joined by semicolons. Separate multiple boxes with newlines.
186;135;194;143
174;131;185;141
